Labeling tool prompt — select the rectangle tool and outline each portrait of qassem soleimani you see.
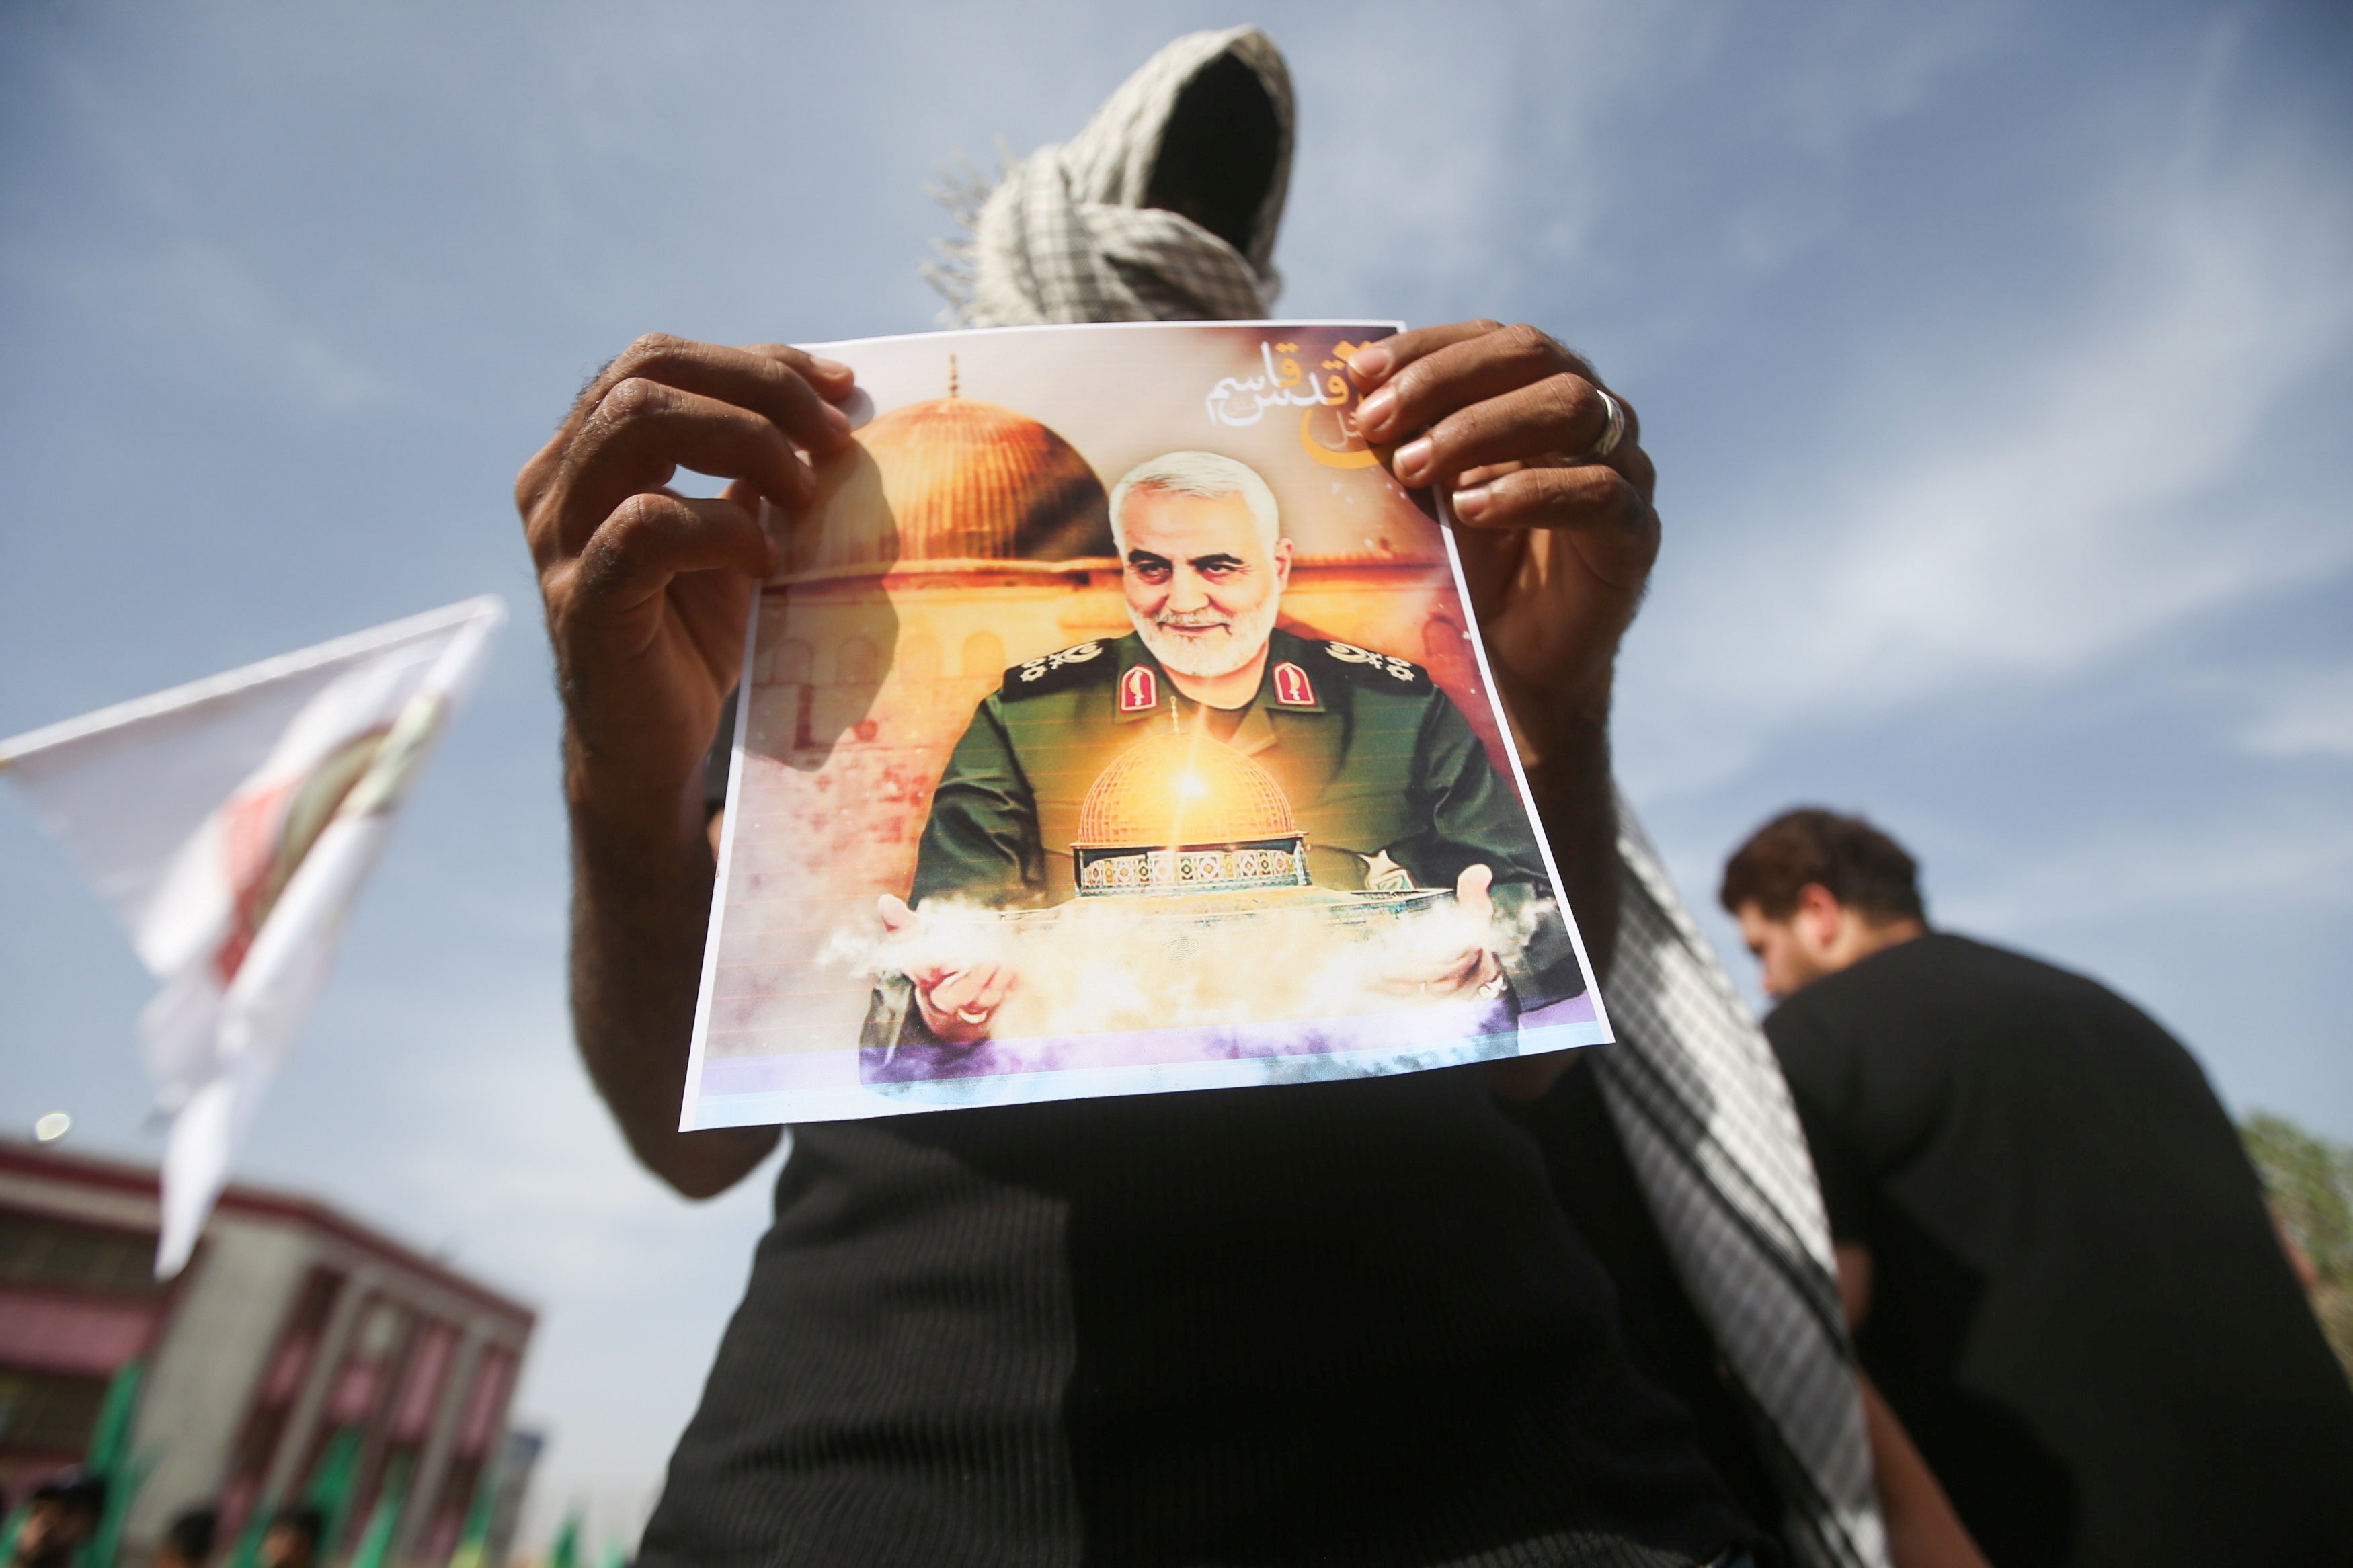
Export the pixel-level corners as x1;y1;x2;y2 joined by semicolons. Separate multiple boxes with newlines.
859;447;1584;1082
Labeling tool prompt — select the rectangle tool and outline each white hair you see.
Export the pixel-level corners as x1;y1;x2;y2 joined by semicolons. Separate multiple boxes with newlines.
1108;451;1282;554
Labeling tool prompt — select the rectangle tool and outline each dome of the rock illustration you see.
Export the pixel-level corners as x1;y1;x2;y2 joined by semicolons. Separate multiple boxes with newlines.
1072;731;1312;897
792;377;1113;575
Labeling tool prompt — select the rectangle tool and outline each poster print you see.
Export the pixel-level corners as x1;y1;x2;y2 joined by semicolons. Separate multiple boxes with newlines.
682;321;1612;1128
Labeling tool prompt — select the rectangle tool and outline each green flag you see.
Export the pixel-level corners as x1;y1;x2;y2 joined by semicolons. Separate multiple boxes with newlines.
82;1360;142;1473
223;1503;271;1568
299;1427;365;1556
443;1460;499;1568
346;1457;411;1568
75;1360;148;1568
547;1510;582;1568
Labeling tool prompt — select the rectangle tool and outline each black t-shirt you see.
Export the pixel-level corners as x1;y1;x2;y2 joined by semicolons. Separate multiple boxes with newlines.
1766;933;2353;1566
640;1067;1758;1567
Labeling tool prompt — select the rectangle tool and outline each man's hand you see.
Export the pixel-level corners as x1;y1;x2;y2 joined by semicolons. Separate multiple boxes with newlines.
1351;322;1655;1097
1378;864;1504;999
1347;323;1658;751
519;335;856;832
877;895;1014;1045
516;334;855;1197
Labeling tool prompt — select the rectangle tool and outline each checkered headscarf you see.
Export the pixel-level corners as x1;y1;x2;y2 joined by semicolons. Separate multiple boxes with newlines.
931;27;1289;327
1603;802;1888;1568
924;32;1888;1567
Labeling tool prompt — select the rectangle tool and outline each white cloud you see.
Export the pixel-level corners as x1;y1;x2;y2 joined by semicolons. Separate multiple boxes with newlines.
1275;1;1702;314
1622;85;2353;796
1936;792;2353;934
1276;0;2013;311
2233;666;2353;760
44;237;386;411
1768;5;2006;157
0;45;388;414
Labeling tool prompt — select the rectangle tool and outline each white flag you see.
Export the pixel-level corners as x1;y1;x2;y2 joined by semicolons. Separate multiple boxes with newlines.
0;597;505;1276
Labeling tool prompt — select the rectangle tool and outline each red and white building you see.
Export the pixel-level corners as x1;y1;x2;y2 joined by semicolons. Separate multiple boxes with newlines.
0;1141;536;1567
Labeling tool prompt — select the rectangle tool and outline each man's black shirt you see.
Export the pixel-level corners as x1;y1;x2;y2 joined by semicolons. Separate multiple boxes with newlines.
642;1069;1758;1568
1766;932;2353;1566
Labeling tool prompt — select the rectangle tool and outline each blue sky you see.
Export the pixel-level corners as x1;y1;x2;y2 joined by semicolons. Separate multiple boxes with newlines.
3;0;2348;1551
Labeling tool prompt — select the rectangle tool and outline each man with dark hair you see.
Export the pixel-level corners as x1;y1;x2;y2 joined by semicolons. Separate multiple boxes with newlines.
257;1506;323;1568
1723;807;2353;1565
6;1471;105;1568
156;1506;220;1568
1718;808;1926;1002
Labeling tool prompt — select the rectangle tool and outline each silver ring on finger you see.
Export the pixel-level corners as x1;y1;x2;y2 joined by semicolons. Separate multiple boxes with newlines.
1577;386;1626;462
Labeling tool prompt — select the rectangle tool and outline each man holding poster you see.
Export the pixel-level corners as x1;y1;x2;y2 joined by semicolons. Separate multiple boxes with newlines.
522;343;1750;1564
514;25;1870;1568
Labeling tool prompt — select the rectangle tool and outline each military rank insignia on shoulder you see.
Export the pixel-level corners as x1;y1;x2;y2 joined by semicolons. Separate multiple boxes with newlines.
1002;641;1110;698
1317;639;1432;692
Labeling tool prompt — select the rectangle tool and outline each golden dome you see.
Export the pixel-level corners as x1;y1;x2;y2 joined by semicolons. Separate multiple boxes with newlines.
1076;731;1298;848
795;395;1112;574
1071;732;1310;897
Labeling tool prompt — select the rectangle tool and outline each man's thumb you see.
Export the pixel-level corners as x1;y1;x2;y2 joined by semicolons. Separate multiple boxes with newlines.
1455;863;1494;920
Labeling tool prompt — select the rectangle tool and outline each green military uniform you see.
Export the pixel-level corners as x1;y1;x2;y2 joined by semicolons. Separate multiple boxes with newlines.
906;626;1584;1010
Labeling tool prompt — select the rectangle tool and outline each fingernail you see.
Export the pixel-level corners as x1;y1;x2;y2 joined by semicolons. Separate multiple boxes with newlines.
1349;344;1393;382
1395;436;1433;484
822;401;853;437
811;356;852;380
1357;387;1396;434
1452;485;1491;522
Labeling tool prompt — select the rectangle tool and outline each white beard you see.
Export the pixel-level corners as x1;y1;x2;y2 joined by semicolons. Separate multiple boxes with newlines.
1129;594;1283;679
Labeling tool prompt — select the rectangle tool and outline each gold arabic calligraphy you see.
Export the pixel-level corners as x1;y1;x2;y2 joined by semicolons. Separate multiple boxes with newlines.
1207;338;1383;471
1205;339;1359;427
